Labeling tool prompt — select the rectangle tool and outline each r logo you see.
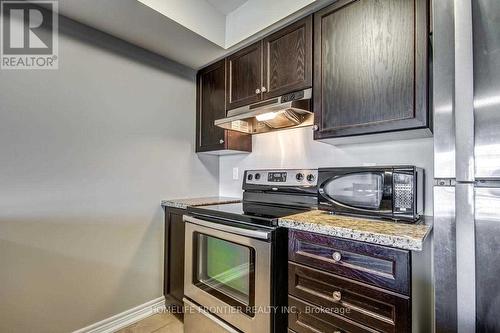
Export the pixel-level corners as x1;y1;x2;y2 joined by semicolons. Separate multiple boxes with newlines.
1;1;58;69
2;1;53;54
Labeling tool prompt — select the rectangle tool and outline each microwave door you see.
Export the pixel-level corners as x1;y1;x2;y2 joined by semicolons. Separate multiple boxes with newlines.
319;172;392;213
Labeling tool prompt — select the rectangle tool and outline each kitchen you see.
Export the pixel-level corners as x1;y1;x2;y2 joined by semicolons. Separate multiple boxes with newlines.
0;0;497;332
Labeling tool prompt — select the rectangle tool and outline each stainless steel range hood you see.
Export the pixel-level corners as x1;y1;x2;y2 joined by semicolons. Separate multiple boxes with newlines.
215;88;313;134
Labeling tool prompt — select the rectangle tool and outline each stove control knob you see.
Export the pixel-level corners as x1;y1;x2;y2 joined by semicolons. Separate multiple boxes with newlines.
255;173;261;180
296;173;304;181
247;174;253;181
307;174;315;182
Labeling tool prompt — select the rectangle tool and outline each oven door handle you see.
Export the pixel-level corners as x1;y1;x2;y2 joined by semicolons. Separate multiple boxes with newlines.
183;215;271;240
183;298;240;333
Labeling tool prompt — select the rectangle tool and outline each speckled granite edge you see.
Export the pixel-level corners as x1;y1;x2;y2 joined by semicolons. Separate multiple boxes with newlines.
161;197;241;209
161;200;188;209
278;213;432;251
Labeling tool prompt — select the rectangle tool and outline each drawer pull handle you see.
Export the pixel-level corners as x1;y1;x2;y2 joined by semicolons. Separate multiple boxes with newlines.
332;251;342;262
332;291;342;302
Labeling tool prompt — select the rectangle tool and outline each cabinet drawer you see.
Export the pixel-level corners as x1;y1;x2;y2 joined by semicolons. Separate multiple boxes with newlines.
288;262;410;332
288;230;410;295
288;295;376;333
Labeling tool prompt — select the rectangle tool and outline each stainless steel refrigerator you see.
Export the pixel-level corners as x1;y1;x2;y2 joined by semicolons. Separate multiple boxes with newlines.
433;0;500;332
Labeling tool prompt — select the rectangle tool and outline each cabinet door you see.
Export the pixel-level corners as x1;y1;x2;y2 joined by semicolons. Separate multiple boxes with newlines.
196;60;226;152
313;0;429;139
164;208;185;316
226;42;262;110
263;16;312;100
288;262;410;332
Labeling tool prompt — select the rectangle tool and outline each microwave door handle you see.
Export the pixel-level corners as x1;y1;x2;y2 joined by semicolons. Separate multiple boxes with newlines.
323;196;392;214
183;215;271;240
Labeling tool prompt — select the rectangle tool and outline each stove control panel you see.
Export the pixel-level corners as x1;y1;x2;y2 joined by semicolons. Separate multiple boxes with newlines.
244;169;318;186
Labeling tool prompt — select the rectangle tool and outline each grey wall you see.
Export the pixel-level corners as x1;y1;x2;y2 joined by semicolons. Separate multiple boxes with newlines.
0;13;219;333
220;127;434;215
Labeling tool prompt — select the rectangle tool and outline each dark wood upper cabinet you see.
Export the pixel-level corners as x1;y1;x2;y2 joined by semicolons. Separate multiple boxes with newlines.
226;15;313;110
197;60;226;151
196;59;251;153
262;15;313;100
313;0;430;140
226;42;263;110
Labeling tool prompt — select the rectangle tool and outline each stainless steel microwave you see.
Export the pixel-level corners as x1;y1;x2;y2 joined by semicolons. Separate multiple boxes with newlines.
318;166;424;222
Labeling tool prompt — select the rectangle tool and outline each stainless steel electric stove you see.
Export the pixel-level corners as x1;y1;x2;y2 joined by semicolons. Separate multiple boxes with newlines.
183;169;318;333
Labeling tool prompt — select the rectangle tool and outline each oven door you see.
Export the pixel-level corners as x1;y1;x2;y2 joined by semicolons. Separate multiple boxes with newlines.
184;215;272;333
318;170;393;216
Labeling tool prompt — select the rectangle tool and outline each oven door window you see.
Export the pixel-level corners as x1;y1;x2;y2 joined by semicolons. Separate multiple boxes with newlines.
193;233;255;316
323;172;385;210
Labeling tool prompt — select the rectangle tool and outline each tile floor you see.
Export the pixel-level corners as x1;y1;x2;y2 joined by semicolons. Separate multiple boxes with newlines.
116;313;183;333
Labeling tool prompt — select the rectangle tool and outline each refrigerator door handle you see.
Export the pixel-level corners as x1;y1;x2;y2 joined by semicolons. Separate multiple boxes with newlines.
455;183;476;333
454;0;476;330
454;0;475;183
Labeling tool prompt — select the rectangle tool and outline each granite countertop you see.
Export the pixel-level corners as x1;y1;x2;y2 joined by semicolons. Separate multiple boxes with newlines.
161;196;241;209
278;210;432;251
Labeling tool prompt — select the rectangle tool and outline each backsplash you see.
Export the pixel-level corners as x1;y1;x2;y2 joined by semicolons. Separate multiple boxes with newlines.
219;126;434;215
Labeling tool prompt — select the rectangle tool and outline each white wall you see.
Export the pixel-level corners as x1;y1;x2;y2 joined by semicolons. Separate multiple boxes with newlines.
219;127;434;215
139;0;318;48
138;0;227;47
0;13;219;333
225;0;315;47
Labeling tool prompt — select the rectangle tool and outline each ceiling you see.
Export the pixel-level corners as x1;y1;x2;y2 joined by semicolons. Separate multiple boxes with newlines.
48;0;332;69
206;0;247;15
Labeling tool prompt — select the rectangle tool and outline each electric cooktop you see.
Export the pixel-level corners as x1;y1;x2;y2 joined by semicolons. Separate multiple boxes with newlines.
187;202;306;228
188;168;319;229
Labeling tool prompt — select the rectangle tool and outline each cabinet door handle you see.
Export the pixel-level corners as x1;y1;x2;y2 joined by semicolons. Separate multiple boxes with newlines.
255;88;261;94
332;251;342;262
332;291;342;302
312;124;319;131
261;86;267;93
219;139;224;144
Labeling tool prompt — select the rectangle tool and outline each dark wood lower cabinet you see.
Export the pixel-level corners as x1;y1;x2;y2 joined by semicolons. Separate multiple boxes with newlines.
288;229;410;295
164;207;185;319
289;295;377;333
287;229;432;333
288;262;410;333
